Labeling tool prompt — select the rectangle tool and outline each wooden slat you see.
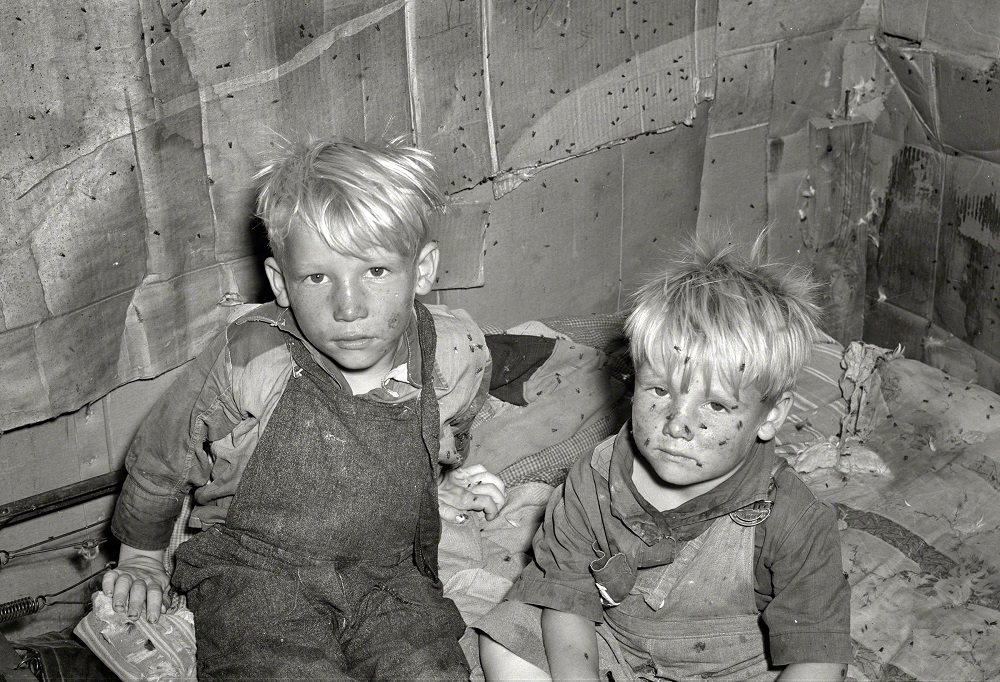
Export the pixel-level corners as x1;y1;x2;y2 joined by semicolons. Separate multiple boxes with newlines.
804;118;872;344
0;471;124;529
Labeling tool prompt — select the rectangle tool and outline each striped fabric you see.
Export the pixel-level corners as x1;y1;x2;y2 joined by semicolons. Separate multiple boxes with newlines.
540;312;632;379
774;338;848;455
539;311;629;354
164;495;197;578
500;411;623;487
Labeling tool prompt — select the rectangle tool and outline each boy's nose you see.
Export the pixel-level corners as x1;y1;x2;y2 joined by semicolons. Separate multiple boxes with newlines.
663;412;694;441
331;286;367;321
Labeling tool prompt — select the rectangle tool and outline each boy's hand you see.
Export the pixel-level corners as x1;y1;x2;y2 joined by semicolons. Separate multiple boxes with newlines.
101;545;172;623
439;464;507;523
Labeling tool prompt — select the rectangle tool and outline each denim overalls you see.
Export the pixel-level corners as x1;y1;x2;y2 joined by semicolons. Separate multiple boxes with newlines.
172;302;469;680
593;508;777;681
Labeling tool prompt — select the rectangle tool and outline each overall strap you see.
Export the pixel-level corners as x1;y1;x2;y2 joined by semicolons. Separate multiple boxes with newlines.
412;301;443;578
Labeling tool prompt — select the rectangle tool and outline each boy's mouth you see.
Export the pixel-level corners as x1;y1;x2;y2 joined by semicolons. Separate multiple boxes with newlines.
659;449;699;465
334;336;373;350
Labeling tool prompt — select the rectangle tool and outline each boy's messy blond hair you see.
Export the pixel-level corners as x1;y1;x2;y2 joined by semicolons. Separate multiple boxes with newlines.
254;135;444;262
625;229;821;402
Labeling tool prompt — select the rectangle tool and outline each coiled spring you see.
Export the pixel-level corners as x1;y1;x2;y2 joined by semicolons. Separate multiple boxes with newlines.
0;519;114;625
0;596;44;625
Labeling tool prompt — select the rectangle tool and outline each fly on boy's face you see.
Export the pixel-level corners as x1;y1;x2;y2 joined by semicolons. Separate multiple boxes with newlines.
266;226;432;385
631;360;777;491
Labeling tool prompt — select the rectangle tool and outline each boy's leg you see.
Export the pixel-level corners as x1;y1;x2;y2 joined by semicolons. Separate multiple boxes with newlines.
173;530;353;680
475;601;637;682
480;634;549;681
474;600;550;676
185;567;353;679
342;565;469;681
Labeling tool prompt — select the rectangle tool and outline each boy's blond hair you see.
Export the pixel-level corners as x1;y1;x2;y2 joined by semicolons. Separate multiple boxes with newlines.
254;135;444;262
625;230;821;402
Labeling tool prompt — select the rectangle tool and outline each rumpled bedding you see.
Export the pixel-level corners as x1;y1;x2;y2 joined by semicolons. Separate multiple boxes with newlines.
467;317;631;486
813;354;1000;681
442;321;1000;682
75;315;1000;681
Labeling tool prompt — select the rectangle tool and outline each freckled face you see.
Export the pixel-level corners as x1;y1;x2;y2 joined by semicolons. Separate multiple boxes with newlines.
631;361;783;492
265;226;437;388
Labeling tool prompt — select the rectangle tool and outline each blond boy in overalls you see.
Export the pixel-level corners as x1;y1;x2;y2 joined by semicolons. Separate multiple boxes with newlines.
101;136;507;679
479;233;851;681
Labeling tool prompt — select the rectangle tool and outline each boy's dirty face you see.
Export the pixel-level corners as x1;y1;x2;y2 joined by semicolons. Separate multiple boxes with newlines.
631;360;790;492
264;225;437;387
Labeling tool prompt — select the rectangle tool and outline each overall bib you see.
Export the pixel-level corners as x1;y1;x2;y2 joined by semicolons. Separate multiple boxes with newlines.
596;513;777;681
173;303;469;680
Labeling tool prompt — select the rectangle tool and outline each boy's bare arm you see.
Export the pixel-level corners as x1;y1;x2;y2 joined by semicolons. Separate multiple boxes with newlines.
778;662;848;680
101;543;171;623
541;608;599;681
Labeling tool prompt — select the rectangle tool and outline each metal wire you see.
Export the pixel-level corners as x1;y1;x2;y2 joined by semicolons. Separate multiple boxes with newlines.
7;536;107;560
1;518;107;556
0;561;115;625
42;562;116;601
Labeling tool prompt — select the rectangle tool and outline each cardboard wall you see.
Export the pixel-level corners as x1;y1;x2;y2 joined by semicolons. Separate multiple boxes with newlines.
1;0;998;638
0;0;716;434
859;2;1000;390
0;0;712;636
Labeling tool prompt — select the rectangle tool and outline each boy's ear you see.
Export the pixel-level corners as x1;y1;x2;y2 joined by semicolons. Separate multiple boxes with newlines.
756;390;794;442
413;241;440;296
264;256;291;308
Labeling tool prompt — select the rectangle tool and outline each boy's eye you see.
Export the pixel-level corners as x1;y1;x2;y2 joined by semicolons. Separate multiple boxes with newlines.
652;386;668;397
307;274;327;284
368;266;387;277
708;401;729;412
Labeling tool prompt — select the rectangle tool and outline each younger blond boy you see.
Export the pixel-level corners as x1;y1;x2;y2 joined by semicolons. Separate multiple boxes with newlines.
479;233;851;681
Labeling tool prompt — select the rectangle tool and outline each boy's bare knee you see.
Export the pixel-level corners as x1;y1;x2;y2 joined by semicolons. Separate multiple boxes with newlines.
479;634;550;682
